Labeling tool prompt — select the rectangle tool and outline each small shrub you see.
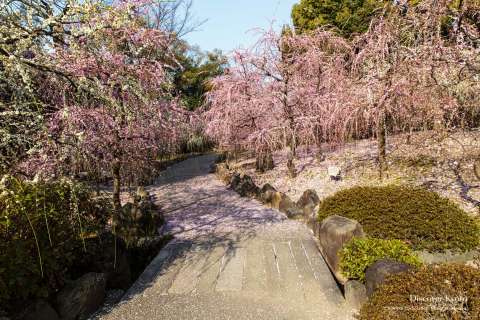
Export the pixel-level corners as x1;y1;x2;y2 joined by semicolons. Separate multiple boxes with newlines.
358;264;480;320
318;185;480;253
339;237;421;282
0;176;110;309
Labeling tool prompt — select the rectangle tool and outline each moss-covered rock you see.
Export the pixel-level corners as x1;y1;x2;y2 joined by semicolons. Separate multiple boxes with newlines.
318;186;480;253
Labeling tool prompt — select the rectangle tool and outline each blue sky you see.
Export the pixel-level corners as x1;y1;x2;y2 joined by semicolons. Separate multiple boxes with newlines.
184;0;298;54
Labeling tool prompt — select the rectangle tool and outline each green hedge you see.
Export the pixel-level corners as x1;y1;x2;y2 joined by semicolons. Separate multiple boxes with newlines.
318;185;480;253
359;263;480;320
340;237;421;282
0;176;110;308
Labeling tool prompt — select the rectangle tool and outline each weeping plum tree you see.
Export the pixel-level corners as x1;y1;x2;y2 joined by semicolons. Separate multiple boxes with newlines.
22;0;187;213
351;0;475;177
205;28;352;176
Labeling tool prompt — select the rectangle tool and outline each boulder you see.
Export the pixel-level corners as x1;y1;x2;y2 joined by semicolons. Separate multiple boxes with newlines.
318;215;364;283
229;173;241;189
215;163;233;184
278;195;302;218
18;300;59;320
327;166;341;181
55;273;106;320
296;189;320;219
230;174;259;198
365;259;413;297
259;184;277;204
344;280;367;309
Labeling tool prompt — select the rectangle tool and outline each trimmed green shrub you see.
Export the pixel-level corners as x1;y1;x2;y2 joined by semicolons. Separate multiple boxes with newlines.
0;176;110;309
318;185;480;253
359;264;480;320
340;237;422;282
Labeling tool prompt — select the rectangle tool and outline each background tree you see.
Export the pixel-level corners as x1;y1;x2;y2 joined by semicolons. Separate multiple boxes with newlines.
291;0;386;37
172;46;228;110
350;0;476;177
205;29;351;175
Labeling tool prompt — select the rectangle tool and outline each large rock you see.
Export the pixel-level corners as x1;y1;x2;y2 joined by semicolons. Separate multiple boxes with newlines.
55;273;106;320
344;280;367;309
365;259;413;297
18;300;60;320
268;192;302;218
318;215;364;283
296;189;320;219
215;163;233;184
258;183;277;204
229;173;259;198
278;195;302;218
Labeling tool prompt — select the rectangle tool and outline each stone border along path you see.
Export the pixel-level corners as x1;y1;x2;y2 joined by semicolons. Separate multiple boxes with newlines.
95;154;355;320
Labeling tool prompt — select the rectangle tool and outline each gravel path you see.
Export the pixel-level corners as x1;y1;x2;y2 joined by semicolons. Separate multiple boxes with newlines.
96;154;354;320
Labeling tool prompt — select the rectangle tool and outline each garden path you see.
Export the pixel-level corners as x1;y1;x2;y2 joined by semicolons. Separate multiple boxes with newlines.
97;154;354;320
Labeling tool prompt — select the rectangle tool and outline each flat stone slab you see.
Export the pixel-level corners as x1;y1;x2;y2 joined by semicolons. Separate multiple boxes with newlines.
216;247;246;292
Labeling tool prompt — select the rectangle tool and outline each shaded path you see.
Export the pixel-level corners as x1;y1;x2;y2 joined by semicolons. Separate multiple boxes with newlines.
97;154;353;320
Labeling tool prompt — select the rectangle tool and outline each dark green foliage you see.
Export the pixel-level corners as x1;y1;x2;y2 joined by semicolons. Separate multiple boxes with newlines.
172;45;228;111
318;185;480;253
0;176;111;309
291;0;386;37
358;263;480;320
340;237;421;282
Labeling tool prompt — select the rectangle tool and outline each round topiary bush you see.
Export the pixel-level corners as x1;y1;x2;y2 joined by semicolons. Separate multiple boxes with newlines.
358;263;480;320
317;185;480;253
340;237;422;282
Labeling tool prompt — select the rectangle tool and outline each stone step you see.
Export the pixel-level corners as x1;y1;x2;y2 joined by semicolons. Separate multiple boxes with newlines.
150;242;192;295
168;245;210;294
195;245;227;294
273;241;304;301
243;240;267;292
155;239;341;303
215;245;246;292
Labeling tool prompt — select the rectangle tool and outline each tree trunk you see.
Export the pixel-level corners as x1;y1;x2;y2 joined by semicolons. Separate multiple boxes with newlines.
256;152;274;173
377;110;387;178
316;140;325;163
287;149;297;178
112;159;122;214
406;127;412;145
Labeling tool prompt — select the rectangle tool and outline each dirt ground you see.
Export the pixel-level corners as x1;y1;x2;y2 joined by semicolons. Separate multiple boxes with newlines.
228;130;480;217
